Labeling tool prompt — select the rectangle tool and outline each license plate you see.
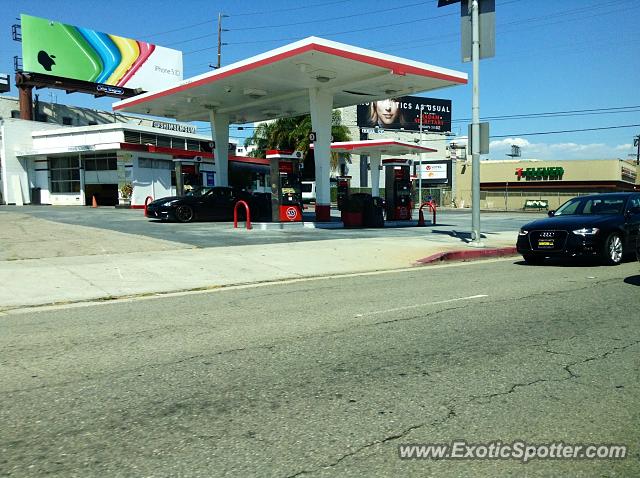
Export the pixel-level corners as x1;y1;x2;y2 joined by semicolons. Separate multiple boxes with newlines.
538;240;554;248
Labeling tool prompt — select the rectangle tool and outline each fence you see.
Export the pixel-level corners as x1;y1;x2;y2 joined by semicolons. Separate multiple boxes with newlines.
456;189;593;211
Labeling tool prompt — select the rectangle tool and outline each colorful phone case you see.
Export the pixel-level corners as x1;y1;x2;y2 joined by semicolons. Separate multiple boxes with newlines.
21;15;102;82
77;28;121;84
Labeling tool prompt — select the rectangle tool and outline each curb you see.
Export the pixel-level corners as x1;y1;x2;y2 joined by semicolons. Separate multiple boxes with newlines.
416;246;519;265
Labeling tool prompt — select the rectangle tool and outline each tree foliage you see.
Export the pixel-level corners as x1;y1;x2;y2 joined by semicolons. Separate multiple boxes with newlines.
244;111;351;173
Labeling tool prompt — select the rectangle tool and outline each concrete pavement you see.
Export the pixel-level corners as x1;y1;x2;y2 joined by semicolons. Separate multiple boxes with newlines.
0;208;520;310
2;260;639;476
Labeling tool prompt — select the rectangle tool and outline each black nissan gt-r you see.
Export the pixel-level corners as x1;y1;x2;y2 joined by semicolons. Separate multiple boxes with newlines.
145;186;271;223
516;192;640;265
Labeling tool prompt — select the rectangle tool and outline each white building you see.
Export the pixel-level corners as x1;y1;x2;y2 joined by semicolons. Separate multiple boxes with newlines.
0;97;263;207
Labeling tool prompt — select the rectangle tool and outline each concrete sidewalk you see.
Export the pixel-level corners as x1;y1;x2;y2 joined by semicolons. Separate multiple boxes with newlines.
0;231;518;310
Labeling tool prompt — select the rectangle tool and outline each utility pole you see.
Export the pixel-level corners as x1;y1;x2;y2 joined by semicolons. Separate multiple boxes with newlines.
216;13;229;69
418;105;424;207
634;134;640;165
470;0;482;245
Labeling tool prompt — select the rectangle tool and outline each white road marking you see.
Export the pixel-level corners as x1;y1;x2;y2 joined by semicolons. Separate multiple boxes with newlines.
355;294;489;317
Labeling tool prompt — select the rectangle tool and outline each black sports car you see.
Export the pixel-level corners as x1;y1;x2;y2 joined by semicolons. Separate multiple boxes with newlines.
145;186;271;223
516;192;640;265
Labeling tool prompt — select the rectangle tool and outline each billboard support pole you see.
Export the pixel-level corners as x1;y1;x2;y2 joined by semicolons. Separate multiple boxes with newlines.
470;0;483;246
18;84;33;121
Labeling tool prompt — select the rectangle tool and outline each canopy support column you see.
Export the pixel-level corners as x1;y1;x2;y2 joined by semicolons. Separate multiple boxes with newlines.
209;110;230;187
309;87;333;222
369;151;382;197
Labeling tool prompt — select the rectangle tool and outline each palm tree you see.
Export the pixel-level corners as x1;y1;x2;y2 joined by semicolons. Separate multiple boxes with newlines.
245;111;351;174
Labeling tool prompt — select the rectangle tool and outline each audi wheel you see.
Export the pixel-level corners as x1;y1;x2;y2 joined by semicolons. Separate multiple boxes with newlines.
601;233;623;265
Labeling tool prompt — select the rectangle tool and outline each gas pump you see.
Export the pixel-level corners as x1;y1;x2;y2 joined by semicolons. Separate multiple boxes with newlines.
336;176;351;212
384;160;413;220
267;150;303;222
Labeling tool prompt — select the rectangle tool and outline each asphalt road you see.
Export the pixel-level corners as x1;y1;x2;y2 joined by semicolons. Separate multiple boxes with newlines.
2;258;639;477
4;205;537;247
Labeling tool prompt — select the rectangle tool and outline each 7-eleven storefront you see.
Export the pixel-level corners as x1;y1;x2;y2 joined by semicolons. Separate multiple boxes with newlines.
454;159;639;210
2;120;268;207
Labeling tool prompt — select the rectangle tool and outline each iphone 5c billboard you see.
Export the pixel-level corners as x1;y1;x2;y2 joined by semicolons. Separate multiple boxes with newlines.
21;14;183;92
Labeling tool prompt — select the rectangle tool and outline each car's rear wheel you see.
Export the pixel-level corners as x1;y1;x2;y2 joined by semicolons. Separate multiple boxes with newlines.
522;254;545;265
175;205;195;223
601;233;623;265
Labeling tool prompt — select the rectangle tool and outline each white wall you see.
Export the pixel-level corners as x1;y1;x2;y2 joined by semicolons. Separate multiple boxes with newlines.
0;119;59;205
132;155;173;206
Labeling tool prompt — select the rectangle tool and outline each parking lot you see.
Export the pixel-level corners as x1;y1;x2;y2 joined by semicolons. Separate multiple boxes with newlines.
1;205;537;249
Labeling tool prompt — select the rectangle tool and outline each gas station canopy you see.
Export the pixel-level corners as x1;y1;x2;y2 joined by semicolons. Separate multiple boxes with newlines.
320;139;437;156
112;36;467;123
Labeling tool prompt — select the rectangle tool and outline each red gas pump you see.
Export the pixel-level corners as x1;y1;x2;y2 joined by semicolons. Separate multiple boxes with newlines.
267;150;303;222
384;160;413;221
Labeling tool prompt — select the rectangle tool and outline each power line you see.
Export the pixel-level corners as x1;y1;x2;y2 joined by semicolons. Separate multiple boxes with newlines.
230;1;433;31
140;20;212;40
182;0;616;55
452;105;640;123
490;124;640;139
229;0;354;17
139;0;355;40
374;0;630;52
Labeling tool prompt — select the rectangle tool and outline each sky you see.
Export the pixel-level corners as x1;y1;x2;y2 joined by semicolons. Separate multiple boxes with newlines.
1;0;638;160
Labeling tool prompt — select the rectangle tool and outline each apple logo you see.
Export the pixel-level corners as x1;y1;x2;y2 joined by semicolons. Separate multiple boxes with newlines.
37;51;56;71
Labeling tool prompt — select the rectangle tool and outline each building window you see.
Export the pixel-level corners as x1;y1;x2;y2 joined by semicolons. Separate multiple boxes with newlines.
124;131;141;144
83;153;117;171
171;137;186;150
62;116;73;126
11;110;20;119
138;157;173;170
49;156;80;193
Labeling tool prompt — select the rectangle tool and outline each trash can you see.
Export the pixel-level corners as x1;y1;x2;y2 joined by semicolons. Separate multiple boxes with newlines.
363;197;385;228
342;193;369;227
31;187;41;205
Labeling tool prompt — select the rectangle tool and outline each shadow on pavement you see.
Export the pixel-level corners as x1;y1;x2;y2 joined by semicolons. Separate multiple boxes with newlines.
623;275;640;286
430;229;489;243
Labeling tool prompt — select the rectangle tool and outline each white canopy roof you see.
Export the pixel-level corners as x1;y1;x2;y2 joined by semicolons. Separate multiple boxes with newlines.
113;37;467;124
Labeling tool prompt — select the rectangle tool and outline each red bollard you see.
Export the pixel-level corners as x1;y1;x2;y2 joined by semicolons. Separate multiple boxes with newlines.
233;200;252;230
429;201;437;225
144;196;153;216
417;201;437;226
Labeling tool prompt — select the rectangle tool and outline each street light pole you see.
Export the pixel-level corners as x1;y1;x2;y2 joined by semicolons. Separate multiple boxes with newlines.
470;0;482;246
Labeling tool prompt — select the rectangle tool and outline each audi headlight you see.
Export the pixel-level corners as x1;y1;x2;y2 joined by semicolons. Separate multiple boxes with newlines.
518;229;529;236
573;227;599;236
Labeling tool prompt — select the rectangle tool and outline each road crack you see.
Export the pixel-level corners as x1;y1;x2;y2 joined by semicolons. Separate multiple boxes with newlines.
285;404;456;477
470;339;640;403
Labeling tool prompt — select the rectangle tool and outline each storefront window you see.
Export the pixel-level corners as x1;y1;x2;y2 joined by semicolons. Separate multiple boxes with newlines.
49;156;80;193
83;153;117;171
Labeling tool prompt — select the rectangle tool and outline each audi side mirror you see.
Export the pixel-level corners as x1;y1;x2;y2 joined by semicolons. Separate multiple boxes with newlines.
548;210;555;217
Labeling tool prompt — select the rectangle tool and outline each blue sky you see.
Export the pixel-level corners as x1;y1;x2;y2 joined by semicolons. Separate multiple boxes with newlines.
1;0;638;160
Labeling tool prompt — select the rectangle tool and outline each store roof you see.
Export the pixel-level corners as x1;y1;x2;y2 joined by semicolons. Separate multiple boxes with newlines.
112;37;467;124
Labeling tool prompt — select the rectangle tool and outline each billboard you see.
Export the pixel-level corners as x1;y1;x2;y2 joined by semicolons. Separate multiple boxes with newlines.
21;14;183;91
357;96;452;133
418;163;448;180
